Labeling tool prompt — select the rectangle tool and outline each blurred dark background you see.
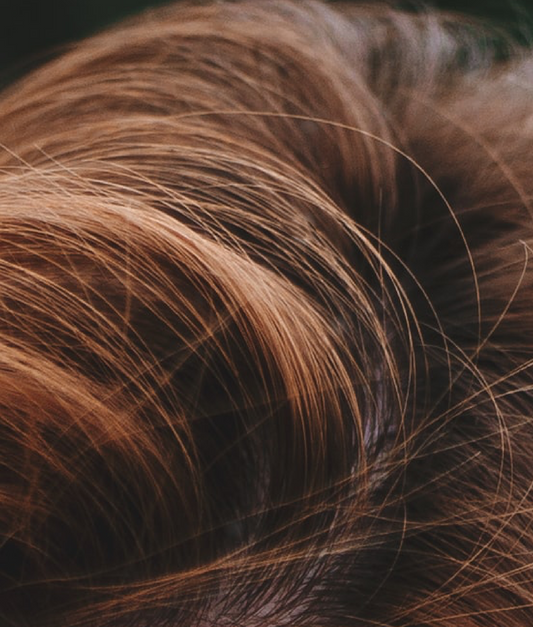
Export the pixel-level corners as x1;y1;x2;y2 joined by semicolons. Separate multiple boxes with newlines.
1;0;532;85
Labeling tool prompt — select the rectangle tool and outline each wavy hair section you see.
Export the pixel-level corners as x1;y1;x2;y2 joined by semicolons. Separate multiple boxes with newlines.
1;2;533;626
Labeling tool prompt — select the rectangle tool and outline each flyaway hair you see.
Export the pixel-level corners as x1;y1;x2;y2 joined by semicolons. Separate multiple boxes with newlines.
1;1;533;626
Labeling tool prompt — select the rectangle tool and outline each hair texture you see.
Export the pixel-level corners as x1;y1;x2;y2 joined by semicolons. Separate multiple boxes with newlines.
1;1;533;625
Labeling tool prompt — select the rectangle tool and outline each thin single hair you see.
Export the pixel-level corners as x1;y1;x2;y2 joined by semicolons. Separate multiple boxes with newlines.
1;1;533;626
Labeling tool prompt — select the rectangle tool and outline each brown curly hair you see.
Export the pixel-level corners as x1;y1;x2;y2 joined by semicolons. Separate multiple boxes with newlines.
1;2;533;625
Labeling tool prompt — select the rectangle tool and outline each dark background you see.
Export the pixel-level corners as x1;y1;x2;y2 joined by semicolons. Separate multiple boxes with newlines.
1;0;532;85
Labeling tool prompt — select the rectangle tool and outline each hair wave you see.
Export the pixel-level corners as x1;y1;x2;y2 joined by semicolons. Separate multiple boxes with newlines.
1;2;533;626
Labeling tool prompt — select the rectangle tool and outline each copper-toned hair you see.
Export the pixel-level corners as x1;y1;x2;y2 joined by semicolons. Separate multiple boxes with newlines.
1;1;533;625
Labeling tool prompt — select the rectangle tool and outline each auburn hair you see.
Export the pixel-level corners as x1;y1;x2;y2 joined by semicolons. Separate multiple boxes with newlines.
1;1;533;625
